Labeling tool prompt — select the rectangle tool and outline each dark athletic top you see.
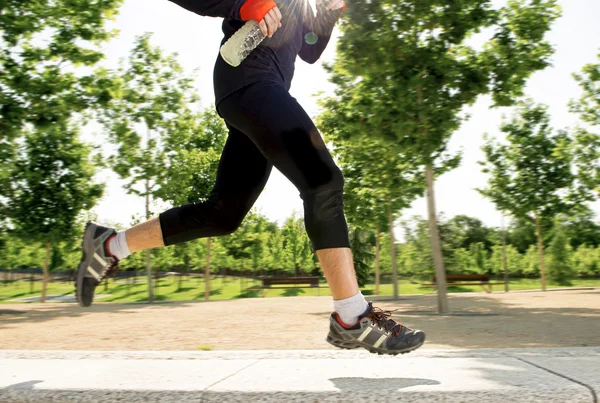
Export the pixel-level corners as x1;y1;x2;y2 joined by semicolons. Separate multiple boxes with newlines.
169;0;341;105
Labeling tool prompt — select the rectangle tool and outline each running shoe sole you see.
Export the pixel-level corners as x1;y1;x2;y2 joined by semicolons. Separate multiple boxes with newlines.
326;333;425;355
75;222;100;307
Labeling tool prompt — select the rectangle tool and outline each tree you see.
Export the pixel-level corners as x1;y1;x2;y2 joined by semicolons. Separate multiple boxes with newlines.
282;212;314;276
266;228;286;273
98;34;198;302
488;244;522;276
479;101;581;290
562;209;600;249
522;244;540;277
156;107;228;300
572;244;599;277
570;52;600;196
547;217;575;286
0;0;122;211
317;126;424;296
6;122;103;302
446;216;494;252
322;0;560;312
348;228;375;288
507;217;537;254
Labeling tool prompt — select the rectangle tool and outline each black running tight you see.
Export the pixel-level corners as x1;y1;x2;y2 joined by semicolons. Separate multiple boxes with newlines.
158;81;350;250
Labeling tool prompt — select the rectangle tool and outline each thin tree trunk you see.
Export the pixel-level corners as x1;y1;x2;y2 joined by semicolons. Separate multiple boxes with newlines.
501;213;509;292
375;226;381;296
205;237;211;301
41;243;51;303
388;201;398;299
29;268;34;294
534;212;547;291
417;81;449;313
425;165;449;313
145;178;154;303
178;264;184;291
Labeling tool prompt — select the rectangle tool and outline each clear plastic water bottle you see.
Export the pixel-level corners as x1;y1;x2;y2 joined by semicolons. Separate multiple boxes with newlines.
220;20;266;67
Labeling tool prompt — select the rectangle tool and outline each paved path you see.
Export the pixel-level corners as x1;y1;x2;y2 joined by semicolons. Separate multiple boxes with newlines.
1;348;598;402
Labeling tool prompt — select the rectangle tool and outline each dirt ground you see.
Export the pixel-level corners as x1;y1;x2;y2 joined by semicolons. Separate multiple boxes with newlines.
1;289;599;351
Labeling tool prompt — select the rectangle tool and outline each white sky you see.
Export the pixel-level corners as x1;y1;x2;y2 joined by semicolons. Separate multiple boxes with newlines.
91;0;600;234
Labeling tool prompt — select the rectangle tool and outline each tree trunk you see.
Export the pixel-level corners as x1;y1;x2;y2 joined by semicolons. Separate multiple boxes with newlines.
178;264;184;291
501;213;509;292
375;226;381;296
425;164;449;313
205;237;211;301
145;178;154;303
29;268;34;294
388;201;399;299
534;212;547;291
41;243;51;303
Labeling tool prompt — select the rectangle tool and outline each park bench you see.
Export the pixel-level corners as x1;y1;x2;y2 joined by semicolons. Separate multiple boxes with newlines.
260;276;321;288
421;274;504;293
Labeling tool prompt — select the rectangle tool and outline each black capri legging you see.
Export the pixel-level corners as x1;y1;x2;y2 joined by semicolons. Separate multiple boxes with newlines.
158;81;350;251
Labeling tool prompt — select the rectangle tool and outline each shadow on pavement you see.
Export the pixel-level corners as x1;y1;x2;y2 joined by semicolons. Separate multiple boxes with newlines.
3;381;43;390
330;377;440;391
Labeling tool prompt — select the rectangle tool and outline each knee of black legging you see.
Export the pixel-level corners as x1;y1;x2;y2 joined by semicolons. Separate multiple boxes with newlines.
213;214;244;236
326;166;345;193
302;184;350;250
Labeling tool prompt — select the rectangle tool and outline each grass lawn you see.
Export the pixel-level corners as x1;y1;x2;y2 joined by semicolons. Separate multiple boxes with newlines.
1;275;599;304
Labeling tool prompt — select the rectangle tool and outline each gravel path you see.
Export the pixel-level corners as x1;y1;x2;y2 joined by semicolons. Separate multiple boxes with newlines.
1;289;599;351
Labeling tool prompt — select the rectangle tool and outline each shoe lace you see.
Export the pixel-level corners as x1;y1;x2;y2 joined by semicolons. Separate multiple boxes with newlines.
368;305;404;336
99;257;120;282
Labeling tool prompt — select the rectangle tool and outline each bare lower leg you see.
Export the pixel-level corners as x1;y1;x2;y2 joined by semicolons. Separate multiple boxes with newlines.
126;217;165;254
316;248;359;300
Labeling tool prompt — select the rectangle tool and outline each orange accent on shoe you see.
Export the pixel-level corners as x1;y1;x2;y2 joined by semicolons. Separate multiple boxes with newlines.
240;0;277;22
333;312;357;329
105;234;117;258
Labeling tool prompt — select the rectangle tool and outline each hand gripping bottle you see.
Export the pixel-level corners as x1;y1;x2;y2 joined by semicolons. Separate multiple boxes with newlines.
219;20;265;67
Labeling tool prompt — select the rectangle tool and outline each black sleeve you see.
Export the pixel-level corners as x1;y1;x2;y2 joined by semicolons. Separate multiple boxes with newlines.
299;4;341;64
169;0;246;19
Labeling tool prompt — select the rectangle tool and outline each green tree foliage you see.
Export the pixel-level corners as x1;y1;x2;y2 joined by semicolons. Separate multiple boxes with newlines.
98;33;197;200
318;121;424;297
157;108;228;205
155;106;228;299
522;244;540;277
507;217;537;254
488;244;522;276
572;244;600;277
282;212;314;275
547;218;575;286
98;34;200;301
218;210;275;274
322;0;560;312
570;51;600;196
5;123;103;301
562;209;600;249
479;101;580;290
0;0;122;203
446;216;494;252
266;228;286;272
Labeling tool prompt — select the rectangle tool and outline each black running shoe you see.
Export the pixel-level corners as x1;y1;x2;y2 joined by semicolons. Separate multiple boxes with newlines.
75;222;119;307
327;302;425;355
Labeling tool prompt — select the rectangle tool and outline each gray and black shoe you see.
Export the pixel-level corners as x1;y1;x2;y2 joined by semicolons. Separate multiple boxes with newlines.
327;302;425;356
75;222;119;307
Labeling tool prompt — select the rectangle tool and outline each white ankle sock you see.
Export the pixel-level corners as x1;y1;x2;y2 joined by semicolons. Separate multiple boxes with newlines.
108;231;131;261
333;291;369;326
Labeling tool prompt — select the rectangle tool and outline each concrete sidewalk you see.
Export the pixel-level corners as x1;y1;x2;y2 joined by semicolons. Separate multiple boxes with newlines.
1;348;598;402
